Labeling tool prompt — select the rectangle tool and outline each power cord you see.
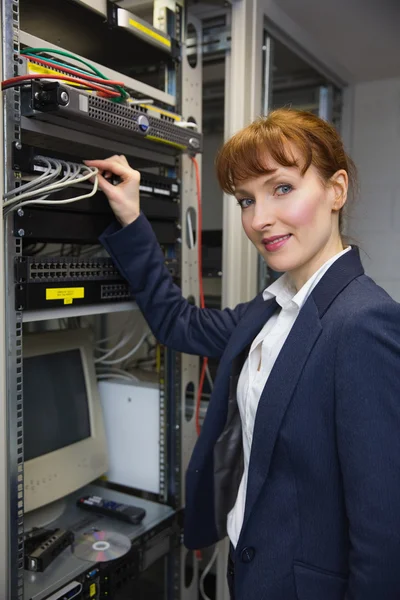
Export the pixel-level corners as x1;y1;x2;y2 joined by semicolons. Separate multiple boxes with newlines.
199;545;219;600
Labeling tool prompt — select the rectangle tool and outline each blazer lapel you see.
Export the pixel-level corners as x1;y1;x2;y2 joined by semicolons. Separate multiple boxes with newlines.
238;247;364;540
239;298;322;538
199;296;279;444
223;296;279;369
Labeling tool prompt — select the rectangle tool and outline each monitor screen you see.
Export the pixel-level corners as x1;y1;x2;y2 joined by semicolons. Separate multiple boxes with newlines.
23;328;108;520
23;349;91;461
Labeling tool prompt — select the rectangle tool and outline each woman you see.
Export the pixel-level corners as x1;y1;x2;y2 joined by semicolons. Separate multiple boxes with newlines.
86;109;400;600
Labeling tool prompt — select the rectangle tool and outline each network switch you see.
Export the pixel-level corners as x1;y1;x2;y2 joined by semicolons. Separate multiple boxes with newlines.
15;256;178;310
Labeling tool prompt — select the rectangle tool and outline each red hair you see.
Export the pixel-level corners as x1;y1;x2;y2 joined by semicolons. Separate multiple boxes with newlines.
215;109;357;229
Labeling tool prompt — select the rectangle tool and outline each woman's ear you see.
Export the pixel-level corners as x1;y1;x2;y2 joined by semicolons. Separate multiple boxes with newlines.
330;169;348;211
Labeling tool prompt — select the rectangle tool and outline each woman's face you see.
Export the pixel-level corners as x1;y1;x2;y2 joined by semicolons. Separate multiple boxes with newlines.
235;149;348;289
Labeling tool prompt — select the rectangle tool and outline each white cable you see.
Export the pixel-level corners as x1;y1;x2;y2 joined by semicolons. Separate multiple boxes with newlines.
95;318;134;348
50;159;71;185
94;327;137;363
3;157;58;198
176;121;199;130
96;373;134;383
5;161;83;209
205;363;214;391
3;161;91;205
3;175;98;214
3;165;97;206
199;546;219;600
129;98;154;105
26;159;73;203
94;328;137;362
96;367;140;382
4;156;80;204
99;331;149;366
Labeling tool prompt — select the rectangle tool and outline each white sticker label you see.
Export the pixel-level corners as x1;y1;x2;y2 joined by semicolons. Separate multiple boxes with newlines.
154;188;170;196
79;94;89;113
139;185;153;193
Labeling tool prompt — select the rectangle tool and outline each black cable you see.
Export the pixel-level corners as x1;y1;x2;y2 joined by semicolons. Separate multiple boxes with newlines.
2;81;34;91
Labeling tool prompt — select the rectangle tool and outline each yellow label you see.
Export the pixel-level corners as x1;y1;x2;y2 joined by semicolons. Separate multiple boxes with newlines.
46;287;84;305
28;62;55;76
90;583;96;597
128;18;171;48
27;61;83;88
146;135;186;150
140;104;181;121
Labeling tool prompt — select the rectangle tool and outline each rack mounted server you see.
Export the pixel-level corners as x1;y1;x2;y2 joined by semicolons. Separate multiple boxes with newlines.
20;79;202;153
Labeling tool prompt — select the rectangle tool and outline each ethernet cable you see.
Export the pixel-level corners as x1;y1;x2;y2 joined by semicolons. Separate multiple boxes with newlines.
3;162;97;205
98;331;149;366
94;328;138;364
2;157;99;216
199;545;219;600
3;177;98;215
95;317;136;350
96;373;140;383
3;157;59;199
96;367;140;383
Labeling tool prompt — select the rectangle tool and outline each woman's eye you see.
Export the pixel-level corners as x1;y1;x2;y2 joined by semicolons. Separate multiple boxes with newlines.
276;184;293;195
237;198;254;209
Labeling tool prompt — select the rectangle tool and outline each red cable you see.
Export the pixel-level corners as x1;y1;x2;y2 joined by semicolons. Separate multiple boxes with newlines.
20;54;125;87
191;156;208;438
1;74;120;97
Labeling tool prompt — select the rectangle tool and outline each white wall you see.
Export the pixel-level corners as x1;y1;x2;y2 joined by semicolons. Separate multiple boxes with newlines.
346;77;400;301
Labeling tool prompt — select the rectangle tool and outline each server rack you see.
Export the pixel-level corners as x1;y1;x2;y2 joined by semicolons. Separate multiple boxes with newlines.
0;0;203;598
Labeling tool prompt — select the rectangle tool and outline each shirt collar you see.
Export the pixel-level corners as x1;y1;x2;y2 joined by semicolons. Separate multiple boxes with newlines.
263;246;352;310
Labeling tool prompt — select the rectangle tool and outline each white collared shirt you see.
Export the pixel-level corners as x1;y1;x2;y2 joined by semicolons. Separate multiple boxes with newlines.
227;247;351;548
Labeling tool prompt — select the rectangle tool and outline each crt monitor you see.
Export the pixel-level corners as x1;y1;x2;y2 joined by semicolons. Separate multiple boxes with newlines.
23;328;108;527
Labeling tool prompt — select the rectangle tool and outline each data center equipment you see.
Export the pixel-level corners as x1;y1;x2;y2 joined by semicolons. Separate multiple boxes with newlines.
24;485;179;600
19;0;181;90
15;255;179;310
12;146;181;244
98;380;161;496
20;77;202;153
2;0;203;597
24;528;75;573
23;328;108;528
12;146;180;309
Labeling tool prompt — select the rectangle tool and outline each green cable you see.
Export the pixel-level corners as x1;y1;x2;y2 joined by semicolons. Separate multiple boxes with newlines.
23;47;129;102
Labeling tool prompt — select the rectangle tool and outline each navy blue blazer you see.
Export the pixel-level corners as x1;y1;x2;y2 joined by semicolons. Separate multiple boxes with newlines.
101;214;400;600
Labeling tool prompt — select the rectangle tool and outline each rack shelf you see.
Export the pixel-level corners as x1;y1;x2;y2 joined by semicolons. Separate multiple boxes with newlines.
22;302;138;323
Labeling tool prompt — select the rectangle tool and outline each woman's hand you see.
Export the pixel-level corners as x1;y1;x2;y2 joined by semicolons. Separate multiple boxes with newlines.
84;155;141;227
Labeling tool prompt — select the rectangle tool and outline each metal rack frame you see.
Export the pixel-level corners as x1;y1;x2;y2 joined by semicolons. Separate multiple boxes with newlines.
2;0;25;597
176;10;203;597
1;0;202;598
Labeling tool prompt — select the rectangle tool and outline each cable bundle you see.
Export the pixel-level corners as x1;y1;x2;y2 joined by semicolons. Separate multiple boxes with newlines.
2;156;98;216
94;320;150;383
17;47;129;102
